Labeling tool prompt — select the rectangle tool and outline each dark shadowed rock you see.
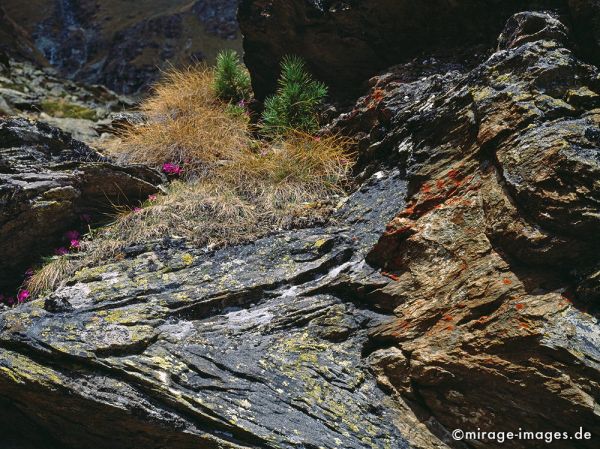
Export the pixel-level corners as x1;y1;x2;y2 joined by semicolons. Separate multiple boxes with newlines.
0;118;163;293
239;0;600;102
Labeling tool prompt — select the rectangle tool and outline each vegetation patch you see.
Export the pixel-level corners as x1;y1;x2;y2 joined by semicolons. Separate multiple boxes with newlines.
26;55;353;296
262;56;328;136
40;99;98;120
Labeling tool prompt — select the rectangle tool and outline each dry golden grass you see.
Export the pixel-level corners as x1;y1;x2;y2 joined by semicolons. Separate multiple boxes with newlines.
28;67;354;296
26;256;75;296
108;66;251;175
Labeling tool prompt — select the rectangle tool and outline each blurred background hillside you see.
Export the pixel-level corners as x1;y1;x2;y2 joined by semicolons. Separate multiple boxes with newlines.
0;0;241;94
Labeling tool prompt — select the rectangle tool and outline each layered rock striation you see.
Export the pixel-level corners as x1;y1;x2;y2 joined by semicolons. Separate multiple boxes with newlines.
0;6;599;449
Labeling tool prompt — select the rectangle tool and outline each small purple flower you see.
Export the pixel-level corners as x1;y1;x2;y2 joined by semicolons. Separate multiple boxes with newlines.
148;194;157;202
17;290;30;303
238;99;247;108
55;247;69;256
80;214;92;223
24;268;34;278
162;163;182;175
133;207;143;213
70;239;81;249
6;296;15;306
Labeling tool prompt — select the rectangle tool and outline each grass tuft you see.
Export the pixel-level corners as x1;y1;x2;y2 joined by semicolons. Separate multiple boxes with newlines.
108;66;251;176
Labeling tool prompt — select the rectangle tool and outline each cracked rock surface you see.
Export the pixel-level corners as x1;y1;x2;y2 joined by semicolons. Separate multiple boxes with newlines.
0;118;163;292
0;9;599;449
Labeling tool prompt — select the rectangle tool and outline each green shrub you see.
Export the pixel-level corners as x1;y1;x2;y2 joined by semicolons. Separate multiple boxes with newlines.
214;50;252;103
261;56;327;136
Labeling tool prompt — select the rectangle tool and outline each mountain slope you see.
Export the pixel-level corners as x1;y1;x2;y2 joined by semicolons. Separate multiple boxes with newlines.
2;0;241;94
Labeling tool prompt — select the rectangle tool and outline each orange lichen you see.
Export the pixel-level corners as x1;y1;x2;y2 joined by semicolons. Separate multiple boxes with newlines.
381;271;400;282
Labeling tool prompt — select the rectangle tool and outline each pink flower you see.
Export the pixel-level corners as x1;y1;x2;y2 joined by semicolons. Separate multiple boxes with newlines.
70;239;81;249
17;290;30;303
65;230;80;240
148;194;157;202
24;268;34;278
80;214;92;223
133;207;143;213
162;163;182;175
55;247;69;256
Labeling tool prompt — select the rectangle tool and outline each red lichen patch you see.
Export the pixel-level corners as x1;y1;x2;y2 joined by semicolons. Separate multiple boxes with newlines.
515;303;525;311
384;225;413;238
502;278;512;285
442;314;454;322
518;321;530;330
381;271;401;281
561;289;574;303
445;324;456;331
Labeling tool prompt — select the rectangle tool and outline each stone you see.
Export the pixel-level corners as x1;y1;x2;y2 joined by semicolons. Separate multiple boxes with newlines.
0;118;163;293
0;8;599;449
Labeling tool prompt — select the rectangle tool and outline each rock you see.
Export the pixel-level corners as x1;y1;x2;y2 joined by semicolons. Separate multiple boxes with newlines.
0;169;444;449
0;118;164;293
239;0;600;101
0;9;599;449
334;11;600;447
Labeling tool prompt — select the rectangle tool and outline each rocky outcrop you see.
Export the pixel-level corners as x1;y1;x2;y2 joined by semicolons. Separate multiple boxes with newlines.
333;10;600;447
0;9;599;449
1;0;241;94
239;0;600;101
0;57;134;142
0;118;163;294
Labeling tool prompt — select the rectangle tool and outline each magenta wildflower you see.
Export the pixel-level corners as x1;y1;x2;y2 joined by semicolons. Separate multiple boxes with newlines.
17;290;30;303
70;239;81;249
65;230;80;240
24;267;34;278
55;247;69;256
133;207;143;213
162;163;182;175
148;194;157;202
238;99;247;108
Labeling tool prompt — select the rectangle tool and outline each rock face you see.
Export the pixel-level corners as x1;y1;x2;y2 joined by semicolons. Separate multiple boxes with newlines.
1;0;241;94
333;10;600;447
239;0;599;101
0;118;163;294
0;9;599;449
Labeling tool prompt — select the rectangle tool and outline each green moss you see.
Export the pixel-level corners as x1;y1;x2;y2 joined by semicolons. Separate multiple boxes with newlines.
40;99;98;120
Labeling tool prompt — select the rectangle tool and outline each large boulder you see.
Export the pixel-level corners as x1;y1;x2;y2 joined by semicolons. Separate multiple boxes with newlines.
0;10;599;449
239;0;600;101
0;118;163;293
